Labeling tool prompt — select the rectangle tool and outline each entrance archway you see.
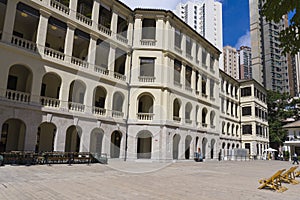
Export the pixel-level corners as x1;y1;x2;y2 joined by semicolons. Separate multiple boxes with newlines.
65;126;81;152
211;139;216;159
173;134;181;159
36;122;56;152
110;131;122;158
0;119;26;152
137;131;152;159
185;135;192;159
90;128;104;155
202;137;208;159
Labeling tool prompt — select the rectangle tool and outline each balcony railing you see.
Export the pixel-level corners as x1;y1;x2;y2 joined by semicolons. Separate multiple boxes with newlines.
174;81;182;88
44;47;65;61
112;110;124;118
116;34;128;44
140;39;156;46
185;119;192;124
50;0;70;15
202;123;208;128
185;86;193;92
40;96;60;108
114;72;126;81
139;76;155;83
174;46;182;54
5;90;30;103
68;102;85;112
71;57;88;68
98;24;112;36
94;65;109;76
92;107;106;116
76;13;92;26
11;36;37;52
137;113;154;121
173;116;181;122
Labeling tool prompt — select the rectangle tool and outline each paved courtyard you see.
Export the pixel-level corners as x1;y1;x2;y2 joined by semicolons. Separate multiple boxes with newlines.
0;160;299;200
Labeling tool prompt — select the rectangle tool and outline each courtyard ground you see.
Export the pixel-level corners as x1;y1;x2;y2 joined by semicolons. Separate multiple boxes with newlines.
0;159;299;199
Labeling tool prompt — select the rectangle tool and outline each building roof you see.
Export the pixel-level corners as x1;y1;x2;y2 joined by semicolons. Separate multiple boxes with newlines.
283;120;300;128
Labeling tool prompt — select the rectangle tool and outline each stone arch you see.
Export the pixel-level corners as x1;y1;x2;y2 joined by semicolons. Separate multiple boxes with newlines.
210;139;216;159
173;98;181;121
110;130;122;158
0;119;26;152
112;91;124;112
137;130;152;159
93;86;107;109
65;125;82;152
173;134;181;159
41;72;62;99
36;122;56;152
137;93;154;113
69;79;86;104
185;135;192;159
202;137;208;159
90;128;104;155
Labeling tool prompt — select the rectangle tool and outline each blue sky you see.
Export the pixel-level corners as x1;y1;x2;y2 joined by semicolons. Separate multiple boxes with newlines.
120;0;250;49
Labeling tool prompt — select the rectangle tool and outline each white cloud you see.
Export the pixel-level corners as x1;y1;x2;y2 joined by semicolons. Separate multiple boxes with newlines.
235;31;251;49
120;0;182;10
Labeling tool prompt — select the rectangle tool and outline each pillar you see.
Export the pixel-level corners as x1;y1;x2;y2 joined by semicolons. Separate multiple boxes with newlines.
92;0;100;30
64;22;76;63
36;10;50;52
156;15;164;48
87;34;97;65
108;45;116;73
2;0;18;43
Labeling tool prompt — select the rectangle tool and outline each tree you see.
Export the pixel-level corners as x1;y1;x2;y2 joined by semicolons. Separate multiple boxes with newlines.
261;0;300;55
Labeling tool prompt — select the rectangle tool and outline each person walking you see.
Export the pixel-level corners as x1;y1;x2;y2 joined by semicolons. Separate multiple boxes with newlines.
292;153;299;165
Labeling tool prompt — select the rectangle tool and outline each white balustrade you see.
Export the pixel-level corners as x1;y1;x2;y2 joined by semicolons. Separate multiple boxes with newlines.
71;57;88;68
112;110;124;118
94;65;109;76
50;0;70;15
44;47;65;60
98;24;112;36
76;13;92;26
140;39;157;46
185;86;193;92
5;90;30;103
173;116;181;122
137;113;154;121
174;46;182;54
40;96;60;108
11;36;37;52
92;107;106;116
68;102;85;112
114;72;126;81
116;34;128;44
138;76;155;83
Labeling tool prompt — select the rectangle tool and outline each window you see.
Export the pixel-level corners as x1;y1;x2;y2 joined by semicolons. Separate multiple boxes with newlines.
142;19;156;39
140;58;155;77
241;87;251;96
185;66;192;87
186;36;192;55
202;49;207;65
174;59;181;84
99;5;112;28
242;125;252;134
242;106;251;116
175;29;182;48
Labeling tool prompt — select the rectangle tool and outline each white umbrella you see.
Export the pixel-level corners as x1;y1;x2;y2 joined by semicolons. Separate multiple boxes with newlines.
264;148;277;152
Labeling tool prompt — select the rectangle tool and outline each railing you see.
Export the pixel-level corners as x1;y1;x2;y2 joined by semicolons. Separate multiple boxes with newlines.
71;57;88;68
174;81;182;88
202;123;208;128
5;90;30;103
116;34;128;44
50;0;70;15
112;110;124;118
98;24;112;36
44;47;65;60
185;119;192;124
76;13;92;26
92;107;106;116
140;39;156;46
138;76;155;82
114;72;126;81
40;96;60;108
202;93;208;98
94;65;109;76
68;102;85;112
185;86;193;92
11;36;37;52
137;113;154;121
173;116;181;122
174;46;182;54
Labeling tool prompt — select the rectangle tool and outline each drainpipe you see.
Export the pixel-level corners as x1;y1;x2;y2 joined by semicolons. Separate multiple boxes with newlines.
124;15;135;161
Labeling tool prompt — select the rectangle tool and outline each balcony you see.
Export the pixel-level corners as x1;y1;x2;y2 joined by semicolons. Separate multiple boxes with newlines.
173;116;181;122
5;90;30;103
114;72;126;81
116;34;128;44
140;39;156;46
94;65;109;76
139;76;155;83
40;96;60;108
92;107;106;116
137;113;154;121
76;12;92;26
44;47;65;61
174;81;182;88
71;57;89;68
112;110;124;118
98;24;112;37
68;102;85;112
50;0;70;15
10;36;37;53
185;86;193;93
174;46;182;54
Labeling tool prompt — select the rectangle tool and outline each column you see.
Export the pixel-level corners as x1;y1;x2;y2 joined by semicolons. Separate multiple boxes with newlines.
164;17;172;50
181;34;186;56
111;8;118;35
92;0;100;30
133;14;142;46
69;0;78;19
64;23;76;63
156;15;164;48
87;34;97;65
108;45;116;73
191;70;196;90
84;85;94;114
127;17;134;45
59;81;71;112
181;63;186;88
2;0;18;43
36;10;50;52
197;73;201;94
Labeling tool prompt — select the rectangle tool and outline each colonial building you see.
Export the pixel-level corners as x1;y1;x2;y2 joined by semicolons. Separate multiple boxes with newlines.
0;0;268;161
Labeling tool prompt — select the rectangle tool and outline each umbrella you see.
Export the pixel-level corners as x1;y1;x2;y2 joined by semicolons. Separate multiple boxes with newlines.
264;148;277;152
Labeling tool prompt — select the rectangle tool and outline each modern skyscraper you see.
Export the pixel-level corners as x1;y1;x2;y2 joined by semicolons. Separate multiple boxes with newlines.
249;0;290;93
223;46;239;79
239;46;252;80
174;0;223;69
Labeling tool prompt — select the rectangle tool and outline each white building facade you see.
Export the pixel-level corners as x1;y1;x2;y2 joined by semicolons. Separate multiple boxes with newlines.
0;0;268;161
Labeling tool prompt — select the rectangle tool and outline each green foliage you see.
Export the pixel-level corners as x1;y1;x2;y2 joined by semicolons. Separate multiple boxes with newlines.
283;151;289;161
261;0;300;55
